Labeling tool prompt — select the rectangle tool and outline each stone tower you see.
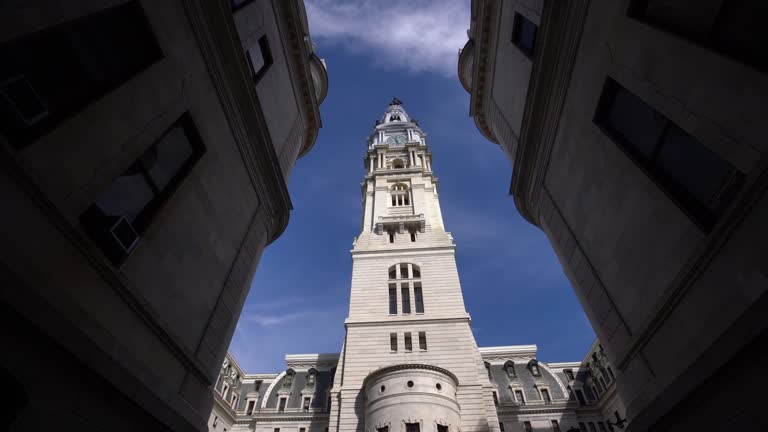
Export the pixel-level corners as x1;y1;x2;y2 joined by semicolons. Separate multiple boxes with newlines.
329;99;501;432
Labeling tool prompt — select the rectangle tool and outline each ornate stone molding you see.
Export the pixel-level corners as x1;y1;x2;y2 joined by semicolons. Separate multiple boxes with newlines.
273;0;325;159
466;0;501;144
183;0;292;243
363;364;459;386
510;0;591;226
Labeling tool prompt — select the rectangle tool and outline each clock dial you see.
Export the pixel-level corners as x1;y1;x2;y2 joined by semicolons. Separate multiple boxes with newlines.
386;135;407;145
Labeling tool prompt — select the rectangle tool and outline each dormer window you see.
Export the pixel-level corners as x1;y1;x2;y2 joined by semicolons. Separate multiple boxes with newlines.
504;360;516;378
390;114;401;121
307;368;317;387
284;369;295;387
528;360;541;377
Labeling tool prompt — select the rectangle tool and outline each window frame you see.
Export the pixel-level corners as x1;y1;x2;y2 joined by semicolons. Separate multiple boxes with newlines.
79;112;206;265
390;333;398;352
248;35;273;84
512;387;526;405
593;77;743;232
418;331;427;350
0;1;163;150
511;12;538;59
404;332;413;351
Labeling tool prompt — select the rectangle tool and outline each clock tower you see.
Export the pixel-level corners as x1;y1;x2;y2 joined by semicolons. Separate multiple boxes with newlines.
328;99;501;432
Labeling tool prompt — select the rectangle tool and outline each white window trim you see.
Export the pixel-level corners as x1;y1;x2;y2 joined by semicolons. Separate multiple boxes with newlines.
538;385;553;404
510;386;526;405
221;383;230;399
245;399;257;415
277;396;288;412
230;392;238;409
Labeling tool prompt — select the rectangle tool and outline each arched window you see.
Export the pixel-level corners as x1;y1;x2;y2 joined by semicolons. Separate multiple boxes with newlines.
392;158;405;169
388;263;420;280
387;264;423;315
527;360;541;377
391;183;410;206
284;368;295;387
504;360;516;378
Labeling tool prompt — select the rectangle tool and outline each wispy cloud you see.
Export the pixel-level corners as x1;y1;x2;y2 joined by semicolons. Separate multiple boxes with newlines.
305;0;470;76
241;310;318;326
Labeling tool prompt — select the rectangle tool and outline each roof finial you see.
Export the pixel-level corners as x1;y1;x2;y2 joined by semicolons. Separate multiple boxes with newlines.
389;97;403;106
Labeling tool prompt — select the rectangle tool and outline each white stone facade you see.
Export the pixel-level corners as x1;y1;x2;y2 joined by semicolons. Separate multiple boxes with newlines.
212;102;626;432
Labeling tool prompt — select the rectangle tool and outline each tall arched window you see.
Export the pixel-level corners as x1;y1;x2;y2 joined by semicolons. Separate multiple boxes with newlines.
391;183;410;206
387;263;423;314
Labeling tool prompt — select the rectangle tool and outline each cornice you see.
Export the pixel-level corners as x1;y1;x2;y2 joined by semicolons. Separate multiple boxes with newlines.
274;0;324;159
236;413;330;424
467;0;501;144
183;0;292;243
510;0;590;226
363;364;459;386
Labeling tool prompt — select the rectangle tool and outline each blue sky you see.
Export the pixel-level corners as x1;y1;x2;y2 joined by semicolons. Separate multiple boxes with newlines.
229;0;595;372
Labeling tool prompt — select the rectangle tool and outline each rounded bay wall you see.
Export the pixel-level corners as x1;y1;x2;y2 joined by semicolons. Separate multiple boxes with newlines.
364;365;460;432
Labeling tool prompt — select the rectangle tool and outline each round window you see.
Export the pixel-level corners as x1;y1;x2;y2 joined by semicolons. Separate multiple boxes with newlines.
380;385;386;393
407;380;414;388
436;383;442;390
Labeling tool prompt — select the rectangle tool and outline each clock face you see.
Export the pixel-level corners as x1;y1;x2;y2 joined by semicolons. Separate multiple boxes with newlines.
386;135;407;145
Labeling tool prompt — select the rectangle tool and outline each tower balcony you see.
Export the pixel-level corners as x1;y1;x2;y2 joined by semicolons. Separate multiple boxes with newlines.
375;214;426;235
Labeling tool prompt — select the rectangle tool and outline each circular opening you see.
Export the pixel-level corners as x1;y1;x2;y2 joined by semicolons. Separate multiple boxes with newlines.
407;380;414;388
380;385;386;393
436;383;442;391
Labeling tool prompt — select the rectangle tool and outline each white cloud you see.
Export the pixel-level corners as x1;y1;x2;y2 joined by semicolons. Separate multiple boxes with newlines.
305;0;470;76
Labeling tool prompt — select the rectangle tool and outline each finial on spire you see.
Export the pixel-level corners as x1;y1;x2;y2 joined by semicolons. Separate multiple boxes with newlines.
389;97;403;106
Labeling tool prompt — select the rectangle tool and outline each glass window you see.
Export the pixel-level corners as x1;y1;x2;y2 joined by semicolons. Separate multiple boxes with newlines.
575;389;586;405
401;285;411;314
514;389;525;404
512;12;538;59
246;400;255;415
564;369;575;381
303;397;311;411
404;332;413;351
80;113;205;265
406;424;419;432
0;1;162;149
390;333;397;351
504;361;516;378
389;285;397;314
414;284;424;313
594;78;743;231
247;35;273;83
278;398;286;412
418;331;427;350
541;388;552;404
412;265;421;278
400;263;409;278
378;428;389;432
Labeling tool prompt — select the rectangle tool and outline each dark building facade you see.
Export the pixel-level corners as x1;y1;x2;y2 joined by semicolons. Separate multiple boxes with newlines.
0;1;327;431
460;0;767;430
